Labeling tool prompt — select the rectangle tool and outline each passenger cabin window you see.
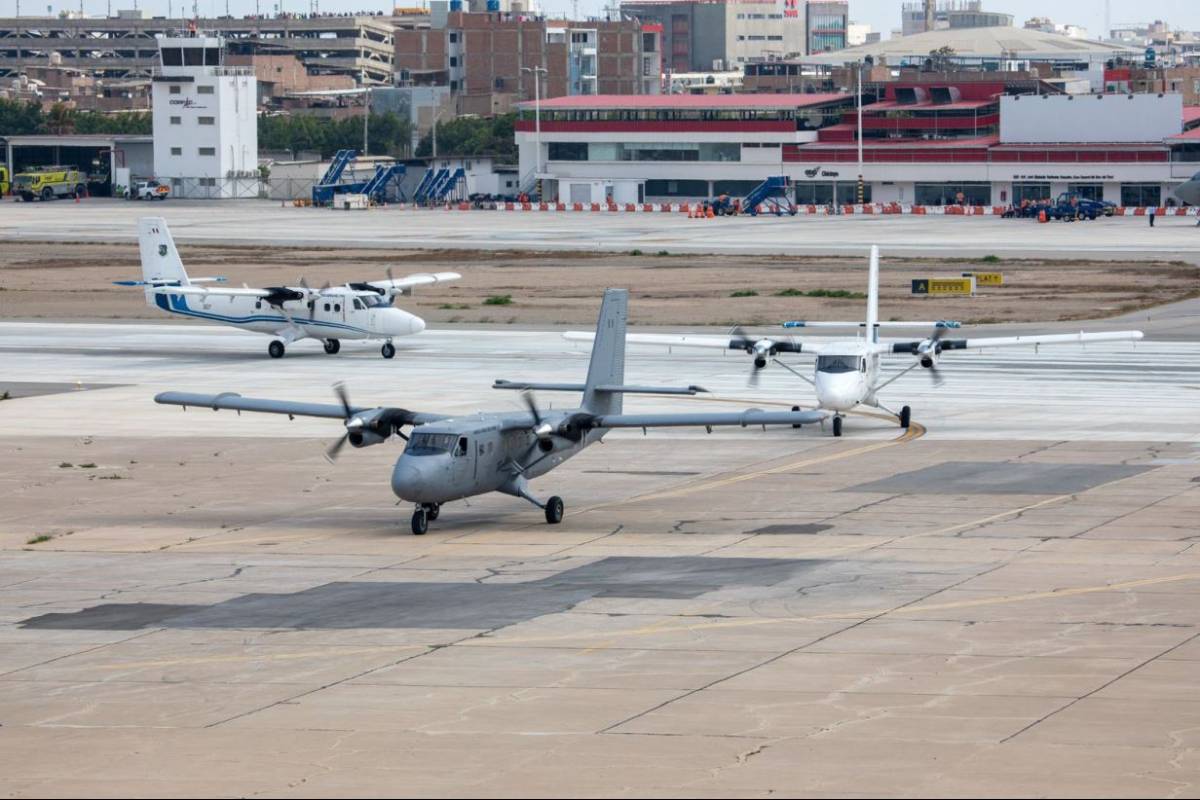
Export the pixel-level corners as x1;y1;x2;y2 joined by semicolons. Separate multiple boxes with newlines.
817;355;857;374
334;304;341;312
323;303;330;312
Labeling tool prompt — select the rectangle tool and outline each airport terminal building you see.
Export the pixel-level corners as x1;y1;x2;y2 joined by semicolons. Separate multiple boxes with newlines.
516;86;1200;206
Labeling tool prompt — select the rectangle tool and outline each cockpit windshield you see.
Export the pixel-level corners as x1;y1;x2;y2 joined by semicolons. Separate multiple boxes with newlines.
817;355;858;374
405;432;457;456
361;294;390;308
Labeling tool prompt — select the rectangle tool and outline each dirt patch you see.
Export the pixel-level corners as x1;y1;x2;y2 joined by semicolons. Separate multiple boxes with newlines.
0;241;1196;326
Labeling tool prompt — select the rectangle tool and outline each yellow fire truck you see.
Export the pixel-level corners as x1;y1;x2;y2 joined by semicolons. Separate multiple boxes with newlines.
12;166;86;202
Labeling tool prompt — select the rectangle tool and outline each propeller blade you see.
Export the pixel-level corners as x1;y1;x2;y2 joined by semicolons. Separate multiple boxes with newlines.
332;381;353;419
520;390;542;426
325;432;350;463
748;359;761;388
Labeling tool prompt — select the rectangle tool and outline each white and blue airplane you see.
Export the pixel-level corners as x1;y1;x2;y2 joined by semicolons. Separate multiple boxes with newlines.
117;217;460;358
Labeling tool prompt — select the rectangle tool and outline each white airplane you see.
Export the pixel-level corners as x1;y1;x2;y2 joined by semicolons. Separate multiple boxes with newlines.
116;217;460;358
566;246;1144;436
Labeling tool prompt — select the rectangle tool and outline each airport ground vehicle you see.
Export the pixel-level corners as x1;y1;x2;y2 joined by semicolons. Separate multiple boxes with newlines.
125;180;170;201
12;167;86;202
1047;192;1111;221
0;166;9;196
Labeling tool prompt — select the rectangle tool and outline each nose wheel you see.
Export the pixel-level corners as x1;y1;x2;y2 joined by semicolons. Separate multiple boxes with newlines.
381;341;396;359
832;416;843;437
899;405;911;429
410;503;440;535
323;339;341;355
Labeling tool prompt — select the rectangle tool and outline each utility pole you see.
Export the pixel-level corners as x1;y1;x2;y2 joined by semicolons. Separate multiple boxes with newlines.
521;65;547;181
362;78;370;156
856;59;864;205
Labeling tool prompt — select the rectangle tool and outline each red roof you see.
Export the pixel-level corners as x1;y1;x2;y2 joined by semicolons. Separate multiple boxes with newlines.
1169;127;1200;141
1183;106;1200;129
518;93;850;111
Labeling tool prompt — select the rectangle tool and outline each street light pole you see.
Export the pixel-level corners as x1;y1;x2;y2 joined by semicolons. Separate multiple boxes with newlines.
521;65;547;180
856;59;864;205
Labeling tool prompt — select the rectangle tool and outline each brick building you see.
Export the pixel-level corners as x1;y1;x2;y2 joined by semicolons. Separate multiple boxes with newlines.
394;12;661;117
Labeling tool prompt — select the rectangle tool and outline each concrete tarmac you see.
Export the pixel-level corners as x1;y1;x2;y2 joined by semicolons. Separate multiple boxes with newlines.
2;320;1200;796
4;197;1200;259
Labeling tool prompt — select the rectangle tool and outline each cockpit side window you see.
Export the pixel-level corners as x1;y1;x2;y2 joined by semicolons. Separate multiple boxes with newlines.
454;437;469;457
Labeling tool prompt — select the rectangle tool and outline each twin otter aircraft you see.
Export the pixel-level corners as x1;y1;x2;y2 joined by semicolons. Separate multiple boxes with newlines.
156;289;826;534
118;218;459;359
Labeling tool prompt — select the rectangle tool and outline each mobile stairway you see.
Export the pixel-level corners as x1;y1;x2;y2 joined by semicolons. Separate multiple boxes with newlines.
744;176;797;216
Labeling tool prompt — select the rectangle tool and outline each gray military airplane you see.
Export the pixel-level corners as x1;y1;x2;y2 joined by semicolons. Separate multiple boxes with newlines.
1173;173;1200;223
155;289;826;534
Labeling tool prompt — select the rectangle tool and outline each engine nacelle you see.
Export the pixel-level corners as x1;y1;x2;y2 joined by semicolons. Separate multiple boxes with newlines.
349;430;389;448
920;353;938;369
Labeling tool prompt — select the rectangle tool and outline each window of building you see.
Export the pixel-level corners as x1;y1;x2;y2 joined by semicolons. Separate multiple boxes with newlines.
914;183;990;206
796;182;872;205
449;56;457;67
170;147;182;156
1121;183;1161;206
169;85;181;95
644;179;708;198
198;147;216;156
449;31;458;43
198;116;215;125
161;48;183;66
199;177;216;187
170;116;181;125
1012;182;1051;205
197;85;214;95
548;142;587;161
1067;183;1103;201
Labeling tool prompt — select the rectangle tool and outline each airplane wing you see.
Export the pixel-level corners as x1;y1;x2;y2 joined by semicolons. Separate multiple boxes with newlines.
593;409;826;429
564;331;806;354
889;330;1144;354
367;272;462;295
154;391;446;425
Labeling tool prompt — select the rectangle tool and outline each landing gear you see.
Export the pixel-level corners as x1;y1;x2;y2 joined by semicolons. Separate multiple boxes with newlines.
323;339;341;355
832;416;843;437
544;496;564;525
899;405;912;430
381;341;395;359
424;503;440;521
411;507;428;535
268;340;285;359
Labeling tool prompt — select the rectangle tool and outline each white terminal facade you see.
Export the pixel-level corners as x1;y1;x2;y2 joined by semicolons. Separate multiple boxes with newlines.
151;35;258;199
516;87;1200;206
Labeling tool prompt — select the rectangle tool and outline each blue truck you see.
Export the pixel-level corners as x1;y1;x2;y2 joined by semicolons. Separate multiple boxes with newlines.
1047;192;1115;221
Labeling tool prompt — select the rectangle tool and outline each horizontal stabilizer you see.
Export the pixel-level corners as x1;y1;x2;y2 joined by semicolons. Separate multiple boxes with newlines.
783;320;961;329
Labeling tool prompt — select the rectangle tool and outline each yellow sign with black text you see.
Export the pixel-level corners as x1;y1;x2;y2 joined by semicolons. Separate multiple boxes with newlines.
963;272;1003;287
912;277;975;296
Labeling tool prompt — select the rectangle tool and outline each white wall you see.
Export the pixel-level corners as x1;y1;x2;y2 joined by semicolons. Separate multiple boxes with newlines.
1000;94;1183;144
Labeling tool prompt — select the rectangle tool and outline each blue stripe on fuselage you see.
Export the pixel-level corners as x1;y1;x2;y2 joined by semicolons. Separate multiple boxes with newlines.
158;294;369;335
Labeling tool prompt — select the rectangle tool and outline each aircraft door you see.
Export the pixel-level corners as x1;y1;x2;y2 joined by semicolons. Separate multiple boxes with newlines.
450;435;476;490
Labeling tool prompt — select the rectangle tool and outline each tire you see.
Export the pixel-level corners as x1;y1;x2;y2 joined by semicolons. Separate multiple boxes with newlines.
544;496;564;525
411;509;428;535
323;339;340;355
900;406;911;430
268;340;285;359
832;416;843;437
425;503;440;521
381;342;395;359
41;187;53;201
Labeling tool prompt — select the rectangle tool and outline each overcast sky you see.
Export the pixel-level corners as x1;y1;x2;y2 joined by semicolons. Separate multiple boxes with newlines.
9;0;1200;37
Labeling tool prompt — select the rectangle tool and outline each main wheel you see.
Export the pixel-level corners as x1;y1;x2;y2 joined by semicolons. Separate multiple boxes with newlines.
268;340;285;359
424;503;440;522
832;416;843;437
323;339;341;355
544;496;564;525
381;342;396;359
900;405;911;430
411;509;428;535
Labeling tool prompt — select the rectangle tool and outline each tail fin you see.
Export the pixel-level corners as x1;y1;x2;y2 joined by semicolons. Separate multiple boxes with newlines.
865;245;880;343
582;289;627;415
137;217;190;290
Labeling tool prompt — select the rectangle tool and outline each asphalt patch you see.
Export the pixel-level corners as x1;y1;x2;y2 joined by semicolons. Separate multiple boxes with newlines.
843;461;1154;496
18;556;817;631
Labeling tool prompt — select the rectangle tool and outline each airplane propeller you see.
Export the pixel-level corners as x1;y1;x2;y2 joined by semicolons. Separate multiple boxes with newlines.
325;381;358;462
918;326;949;387
521;390;554;440
731;326;772;388
325;382;418;463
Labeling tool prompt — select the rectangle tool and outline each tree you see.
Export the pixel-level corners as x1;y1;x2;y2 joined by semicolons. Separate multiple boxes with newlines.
0;99;44;136
415;114;517;162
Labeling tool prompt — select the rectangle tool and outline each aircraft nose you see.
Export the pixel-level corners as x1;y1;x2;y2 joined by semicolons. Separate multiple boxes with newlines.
391;459;425;501
382;309;423;337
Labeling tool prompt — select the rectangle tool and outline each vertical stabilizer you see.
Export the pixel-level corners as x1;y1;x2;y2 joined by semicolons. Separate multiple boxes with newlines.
137;217;190;293
582;289;627;415
866;245;880;343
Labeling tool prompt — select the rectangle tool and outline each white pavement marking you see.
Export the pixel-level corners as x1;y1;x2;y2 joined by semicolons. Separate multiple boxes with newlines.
1;322;1197;442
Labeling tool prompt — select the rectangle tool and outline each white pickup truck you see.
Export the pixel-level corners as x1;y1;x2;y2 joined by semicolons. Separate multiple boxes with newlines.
125;180;170;201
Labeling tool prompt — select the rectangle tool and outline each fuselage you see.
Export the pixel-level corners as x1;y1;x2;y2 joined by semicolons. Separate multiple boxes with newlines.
389;412;600;504
150;288;424;341
811;342;881;413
